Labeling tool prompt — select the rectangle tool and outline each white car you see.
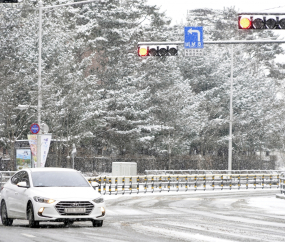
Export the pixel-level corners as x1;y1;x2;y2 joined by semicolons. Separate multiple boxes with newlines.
0;168;105;228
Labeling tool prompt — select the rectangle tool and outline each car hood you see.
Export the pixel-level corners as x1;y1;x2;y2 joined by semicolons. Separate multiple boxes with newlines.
31;187;100;201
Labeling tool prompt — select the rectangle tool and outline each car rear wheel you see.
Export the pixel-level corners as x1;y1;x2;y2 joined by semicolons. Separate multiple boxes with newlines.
92;220;103;227
27;203;39;228
1;201;13;226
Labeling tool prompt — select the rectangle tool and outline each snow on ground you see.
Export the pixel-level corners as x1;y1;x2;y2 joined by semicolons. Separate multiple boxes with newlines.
249;194;285;215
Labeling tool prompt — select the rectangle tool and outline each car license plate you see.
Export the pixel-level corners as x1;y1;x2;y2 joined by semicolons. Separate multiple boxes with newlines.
64;208;86;213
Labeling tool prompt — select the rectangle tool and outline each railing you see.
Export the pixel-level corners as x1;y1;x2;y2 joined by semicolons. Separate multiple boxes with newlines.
279;172;285;195
87;173;280;195
0;171;16;189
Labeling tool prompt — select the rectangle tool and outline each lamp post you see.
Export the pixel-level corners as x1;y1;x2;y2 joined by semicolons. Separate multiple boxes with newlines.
37;0;43;168
36;0;100;168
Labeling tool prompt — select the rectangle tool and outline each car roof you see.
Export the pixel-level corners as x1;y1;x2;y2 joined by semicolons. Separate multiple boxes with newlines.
21;168;78;173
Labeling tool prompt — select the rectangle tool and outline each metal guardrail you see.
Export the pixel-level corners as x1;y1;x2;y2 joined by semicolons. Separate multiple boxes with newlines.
279;172;285;195
0;171;16;189
87;173;280;195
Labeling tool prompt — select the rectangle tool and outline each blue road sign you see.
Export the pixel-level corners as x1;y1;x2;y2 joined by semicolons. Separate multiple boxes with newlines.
184;27;203;49
30;123;40;134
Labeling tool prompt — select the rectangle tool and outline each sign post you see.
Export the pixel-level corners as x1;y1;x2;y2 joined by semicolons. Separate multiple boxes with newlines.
29;123;41;168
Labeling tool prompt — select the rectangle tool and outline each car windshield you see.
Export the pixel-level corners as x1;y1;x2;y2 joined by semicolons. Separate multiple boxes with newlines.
31;171;90;187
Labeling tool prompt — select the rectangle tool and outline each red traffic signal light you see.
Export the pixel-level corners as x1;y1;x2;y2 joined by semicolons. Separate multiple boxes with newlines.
238;14;285;29
138;45;178;57
138;47;148;56
239;17;251;29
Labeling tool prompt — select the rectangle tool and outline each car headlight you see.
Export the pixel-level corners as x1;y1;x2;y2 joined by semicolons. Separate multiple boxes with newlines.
33;196;56;204
93;197;104;204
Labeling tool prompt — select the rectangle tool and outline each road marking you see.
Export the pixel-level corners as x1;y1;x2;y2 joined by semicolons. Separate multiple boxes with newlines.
22;233;36;238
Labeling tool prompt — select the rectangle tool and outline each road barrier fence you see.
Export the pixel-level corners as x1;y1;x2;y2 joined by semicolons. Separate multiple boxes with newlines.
87;170;281;195
279;172;285;195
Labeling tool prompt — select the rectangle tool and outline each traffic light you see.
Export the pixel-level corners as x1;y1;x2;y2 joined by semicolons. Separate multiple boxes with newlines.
138;45;178;57
238;14;285;29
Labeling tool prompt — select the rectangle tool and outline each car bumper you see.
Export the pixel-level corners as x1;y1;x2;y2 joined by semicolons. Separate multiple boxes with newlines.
33;201;106;222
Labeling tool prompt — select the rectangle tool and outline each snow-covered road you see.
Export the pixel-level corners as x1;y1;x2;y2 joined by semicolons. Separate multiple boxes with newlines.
0;189;284;242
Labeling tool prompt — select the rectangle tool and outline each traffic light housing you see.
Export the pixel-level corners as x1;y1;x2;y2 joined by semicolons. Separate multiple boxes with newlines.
0;0;18;2
238;14;285;29
138;45;178;57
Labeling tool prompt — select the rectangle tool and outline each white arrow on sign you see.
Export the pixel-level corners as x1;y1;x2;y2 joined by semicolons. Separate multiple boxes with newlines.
188;28;200;41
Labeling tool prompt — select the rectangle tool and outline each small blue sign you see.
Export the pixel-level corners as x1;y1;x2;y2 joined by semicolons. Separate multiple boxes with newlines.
184;27;203;49
30;123;40;134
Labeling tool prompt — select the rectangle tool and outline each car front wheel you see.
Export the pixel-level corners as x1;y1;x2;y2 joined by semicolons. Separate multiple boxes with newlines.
27;203;39;228
92;220;103;227
1;201;13;226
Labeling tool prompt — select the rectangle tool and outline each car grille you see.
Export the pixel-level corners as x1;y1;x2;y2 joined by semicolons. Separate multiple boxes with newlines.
55;201;94;215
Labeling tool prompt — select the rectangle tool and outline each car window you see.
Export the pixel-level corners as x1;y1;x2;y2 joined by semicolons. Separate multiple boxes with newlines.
11;171;30;187
11;172;21;185
21;171;30;187
31;171;90;187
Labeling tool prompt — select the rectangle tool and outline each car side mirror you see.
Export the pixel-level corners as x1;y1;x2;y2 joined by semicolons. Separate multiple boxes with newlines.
17;181;29;188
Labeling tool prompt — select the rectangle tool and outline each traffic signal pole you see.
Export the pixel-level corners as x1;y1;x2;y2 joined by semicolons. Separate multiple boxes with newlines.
138;39;285;45
229;44;233;172
138;39;285;171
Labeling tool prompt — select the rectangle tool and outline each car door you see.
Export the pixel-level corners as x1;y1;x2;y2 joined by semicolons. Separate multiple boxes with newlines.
6;171;22;218
13;171;30;219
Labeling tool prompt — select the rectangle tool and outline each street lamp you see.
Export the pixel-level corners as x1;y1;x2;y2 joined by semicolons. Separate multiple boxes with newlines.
16;105;37;110
37;0;43;168
37;0;100;168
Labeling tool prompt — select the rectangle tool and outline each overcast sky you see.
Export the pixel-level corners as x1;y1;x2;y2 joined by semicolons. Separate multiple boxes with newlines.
147;0;285;25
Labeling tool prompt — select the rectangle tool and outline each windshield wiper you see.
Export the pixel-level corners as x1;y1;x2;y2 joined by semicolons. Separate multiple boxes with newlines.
34;185;50;187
